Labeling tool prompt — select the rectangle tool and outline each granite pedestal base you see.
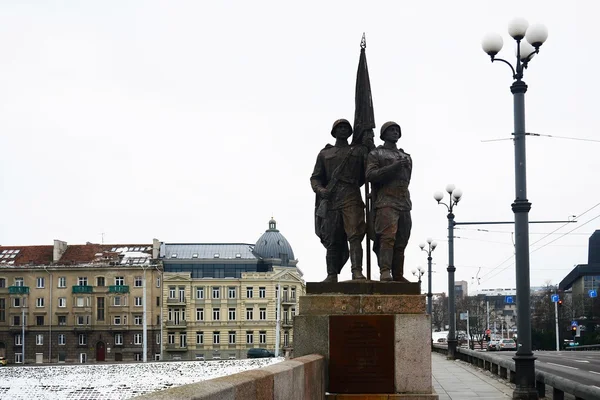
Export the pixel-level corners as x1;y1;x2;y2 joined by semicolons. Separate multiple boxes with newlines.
294;283;438;399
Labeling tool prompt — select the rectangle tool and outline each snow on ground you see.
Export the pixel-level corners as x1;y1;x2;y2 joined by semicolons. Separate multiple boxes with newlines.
0;358;283;400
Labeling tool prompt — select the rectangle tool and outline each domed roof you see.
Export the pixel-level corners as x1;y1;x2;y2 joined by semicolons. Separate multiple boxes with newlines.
253;218;295;262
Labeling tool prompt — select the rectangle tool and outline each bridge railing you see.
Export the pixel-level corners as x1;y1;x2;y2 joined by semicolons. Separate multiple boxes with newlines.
564;344;600;351
433;344;600;400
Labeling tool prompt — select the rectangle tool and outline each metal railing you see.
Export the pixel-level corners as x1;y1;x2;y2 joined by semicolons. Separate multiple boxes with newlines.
432;344;600;399
8;286;29;294
108;285;129;294
72;285;93;294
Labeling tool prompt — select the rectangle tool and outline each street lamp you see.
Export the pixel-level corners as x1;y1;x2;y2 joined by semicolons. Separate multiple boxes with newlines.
411;266;424;285
482;17;548;400
419;238;437;316
434;184;462;359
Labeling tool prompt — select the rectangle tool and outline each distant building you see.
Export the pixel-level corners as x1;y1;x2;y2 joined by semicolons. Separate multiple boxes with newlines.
471;288;517;335
559;230;600;297
160;218;305;361
0;241;162;364
455;280;468;298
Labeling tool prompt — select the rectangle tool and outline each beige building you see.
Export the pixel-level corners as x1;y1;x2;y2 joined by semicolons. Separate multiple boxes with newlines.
159;218;305;360
0;240;163;364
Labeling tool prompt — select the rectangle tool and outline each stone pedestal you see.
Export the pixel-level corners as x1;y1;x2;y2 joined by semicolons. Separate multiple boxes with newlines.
294;281;438;399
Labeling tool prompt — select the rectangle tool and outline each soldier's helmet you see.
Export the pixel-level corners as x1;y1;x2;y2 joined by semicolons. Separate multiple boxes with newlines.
380;121;401;139
331;119;352;137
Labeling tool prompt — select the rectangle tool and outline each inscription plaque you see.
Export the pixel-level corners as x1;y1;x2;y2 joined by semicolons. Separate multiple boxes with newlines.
328;314;395;394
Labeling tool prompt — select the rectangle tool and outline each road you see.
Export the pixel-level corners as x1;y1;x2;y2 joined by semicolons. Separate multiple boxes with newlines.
492;350;600;388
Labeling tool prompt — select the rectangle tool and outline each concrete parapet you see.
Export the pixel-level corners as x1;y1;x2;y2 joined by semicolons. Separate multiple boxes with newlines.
131;354;325;400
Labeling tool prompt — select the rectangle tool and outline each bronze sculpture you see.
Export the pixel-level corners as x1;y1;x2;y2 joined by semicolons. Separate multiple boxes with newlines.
311;119;372;283
366;121;412;282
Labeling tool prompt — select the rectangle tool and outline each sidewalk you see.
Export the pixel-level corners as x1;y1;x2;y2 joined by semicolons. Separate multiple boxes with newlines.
432;352;514;399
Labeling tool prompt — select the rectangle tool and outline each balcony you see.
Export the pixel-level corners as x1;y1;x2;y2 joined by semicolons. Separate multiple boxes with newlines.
73;325;93;332
166;320;187;329
282;319;293;328
166;298;186;304
109;285;130;294
72;286;93;294
281;296;296;305
165;345;188;352
9;286;29;295
9;325;28;333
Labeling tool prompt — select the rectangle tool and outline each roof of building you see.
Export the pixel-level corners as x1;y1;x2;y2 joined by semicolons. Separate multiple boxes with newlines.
0;246;53;266
253;218;295;261
558;263;600;291
161;243;257;260
59;243;151;264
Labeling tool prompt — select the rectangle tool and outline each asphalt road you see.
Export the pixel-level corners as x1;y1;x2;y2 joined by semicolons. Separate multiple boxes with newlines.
491;350;600;388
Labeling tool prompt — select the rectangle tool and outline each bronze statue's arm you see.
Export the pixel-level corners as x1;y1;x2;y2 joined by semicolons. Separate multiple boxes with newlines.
366;152;398;183
310;152;327;194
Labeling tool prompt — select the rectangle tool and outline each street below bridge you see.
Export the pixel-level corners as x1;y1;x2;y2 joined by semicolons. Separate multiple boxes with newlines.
492;351;600;389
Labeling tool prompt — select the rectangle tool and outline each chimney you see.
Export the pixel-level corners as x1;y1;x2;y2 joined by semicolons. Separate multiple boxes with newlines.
152;238;161;260
53;240;68;262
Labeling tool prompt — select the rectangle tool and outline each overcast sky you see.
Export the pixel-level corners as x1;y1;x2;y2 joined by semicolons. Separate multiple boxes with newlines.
1;1;598;295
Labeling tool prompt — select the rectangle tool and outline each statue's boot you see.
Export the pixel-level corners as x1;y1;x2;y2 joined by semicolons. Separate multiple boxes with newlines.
379;248;393;282
322;252;338;283
349;242;366;280
392;251;410;283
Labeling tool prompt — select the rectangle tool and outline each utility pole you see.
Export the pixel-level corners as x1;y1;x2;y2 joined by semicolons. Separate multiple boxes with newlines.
275;282;281;357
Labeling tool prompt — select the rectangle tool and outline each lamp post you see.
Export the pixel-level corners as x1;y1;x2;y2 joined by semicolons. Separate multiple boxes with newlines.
411;267;424;285
434;184;462;359
481;17;548;400
419;238;437;316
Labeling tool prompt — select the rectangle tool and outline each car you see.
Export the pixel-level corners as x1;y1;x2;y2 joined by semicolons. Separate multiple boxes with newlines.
247;348;275;358
0;356;7;366
487;339;500;351
498;339;517;351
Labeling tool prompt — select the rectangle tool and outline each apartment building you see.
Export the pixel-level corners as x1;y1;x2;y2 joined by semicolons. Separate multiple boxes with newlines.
0;240;163;364
160;218;305;360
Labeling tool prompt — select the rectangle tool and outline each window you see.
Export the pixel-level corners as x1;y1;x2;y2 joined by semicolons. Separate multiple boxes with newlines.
291;287;296;300
157;315;160;325
96;277;105;287
115;277;124;286
156;333;161;344
134;276;142;287
228;308;236;321
58;297;66;308
76;297;86;307
196;308;204;321
134;315;142;325
36;316;44;326
246;308;253;320
179;287;185;302
168;333;175;344
0;278;5;288
15;353;23;364
196;287;204;300
15;335;22;345
134;333;142;345
58;277;66;288
213;308;220;321
58;334;66;345
196;331;204;345
13;297;21;307
229;331;236;344
77;315;87;325
246;331;253;344
36;277;45;288
114;333;123;346
246;287;253;298
114;316;122;325
156;276;161;288
212;287;220;299
156;296;160;307
114;296;122;306
169;287;176;299
36;334;43;345
259;287;266;298
180;333;187;348
259;331;266;344
291;307;296;316
13;315;20;326
78;277;88;286
97;297;105;321
135;297;142;306
36;297;44;307
79;334;87;346
213;331;220;345
284;330;289;347
58;316;67;326
259;308;266;320
14;277;24;287
0;298;5;322
228;287;236;299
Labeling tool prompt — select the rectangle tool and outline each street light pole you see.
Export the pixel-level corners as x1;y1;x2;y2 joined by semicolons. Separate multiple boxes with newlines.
482;17;549;400
419;239;437;316
434;185;462;359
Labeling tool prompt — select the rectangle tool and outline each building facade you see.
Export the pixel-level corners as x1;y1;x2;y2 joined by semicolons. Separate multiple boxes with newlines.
160;219;305;360
0;240;162;364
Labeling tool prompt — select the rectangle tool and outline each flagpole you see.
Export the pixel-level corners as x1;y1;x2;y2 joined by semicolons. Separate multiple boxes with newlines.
365;183;371;280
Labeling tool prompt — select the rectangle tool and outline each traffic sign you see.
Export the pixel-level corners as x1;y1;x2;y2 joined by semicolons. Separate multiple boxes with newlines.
551;294;559;303
589;289;598;298
505;296;514;304
460;312;468;320
571;321;578;327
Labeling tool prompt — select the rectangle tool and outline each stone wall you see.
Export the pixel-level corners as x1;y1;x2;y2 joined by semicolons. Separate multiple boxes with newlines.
132;354;325;400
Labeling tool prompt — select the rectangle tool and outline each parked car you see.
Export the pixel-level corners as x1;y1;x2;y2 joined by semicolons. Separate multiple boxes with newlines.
498;339;517;351
247;348;275;358
0;357;7;366
487;339;500;351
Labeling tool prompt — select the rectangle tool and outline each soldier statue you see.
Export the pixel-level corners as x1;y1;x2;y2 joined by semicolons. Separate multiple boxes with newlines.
310;119;372;282
366;121;412;282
